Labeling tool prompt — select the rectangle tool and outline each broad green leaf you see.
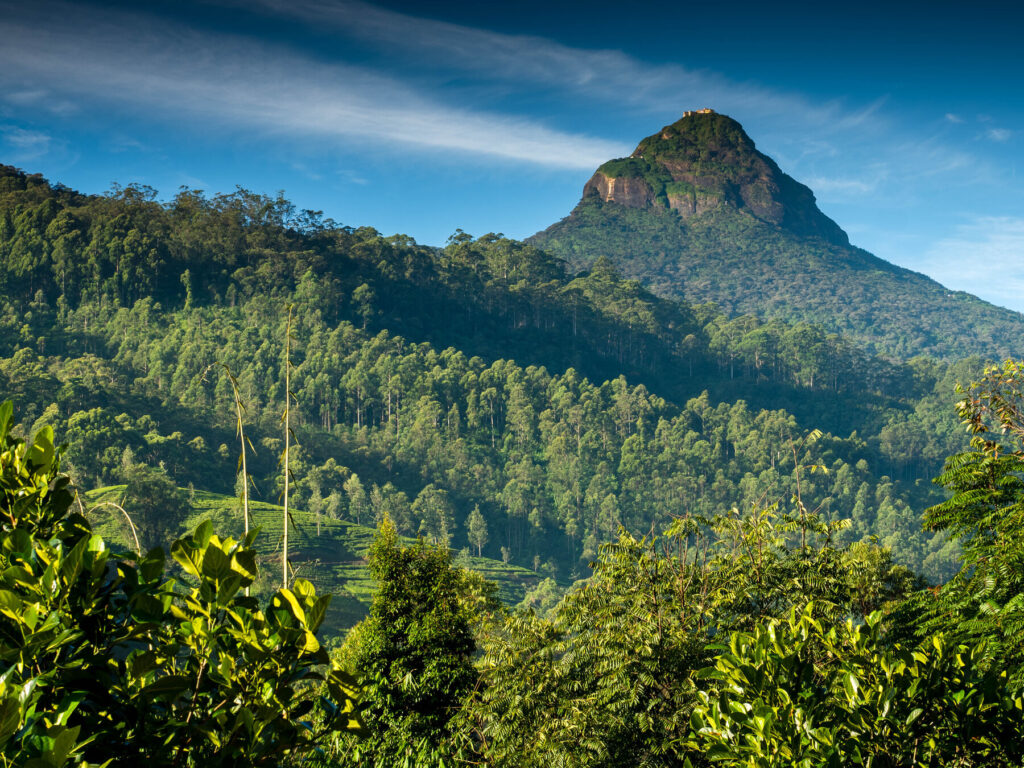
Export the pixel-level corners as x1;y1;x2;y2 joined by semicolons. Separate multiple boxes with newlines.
140;675;193;698
27;426;55;472
273;588;307;626
171;540;202;579
0;401;13;438
195;519;214;547
201;541;230;581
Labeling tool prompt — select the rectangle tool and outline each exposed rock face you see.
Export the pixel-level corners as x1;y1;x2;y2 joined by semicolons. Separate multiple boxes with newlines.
583;173;654;207
581;111;849;246
666;187;725;217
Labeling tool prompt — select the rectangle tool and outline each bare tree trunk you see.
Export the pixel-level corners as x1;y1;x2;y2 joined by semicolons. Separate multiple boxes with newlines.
283;305;293;590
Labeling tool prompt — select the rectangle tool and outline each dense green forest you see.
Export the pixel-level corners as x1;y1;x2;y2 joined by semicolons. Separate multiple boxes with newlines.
3;160;1024;764
0;163;983;586
4;359;1024;765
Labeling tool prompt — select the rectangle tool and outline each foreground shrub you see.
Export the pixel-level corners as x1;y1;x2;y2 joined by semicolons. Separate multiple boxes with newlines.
0;401;361;766
688;603;1024;767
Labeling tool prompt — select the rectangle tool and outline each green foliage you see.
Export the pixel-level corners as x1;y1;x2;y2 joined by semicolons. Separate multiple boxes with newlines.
533;111;1023;362
689;604;1024;767
120;460;191;550
515;575;564;617
337;519;477;766
466;503;488;556
1;278;947;577
5;160;1024;765
924;359;1024;690
0;401;362;766
842;540;924;618
85;483;543;637
0;163;966;582
457;497;1019;767
464;500;917;767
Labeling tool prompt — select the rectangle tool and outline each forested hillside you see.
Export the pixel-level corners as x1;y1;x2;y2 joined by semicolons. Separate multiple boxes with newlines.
530;111;1024;361
4;162;1024;767
0;162;982;589
6;374;1024;767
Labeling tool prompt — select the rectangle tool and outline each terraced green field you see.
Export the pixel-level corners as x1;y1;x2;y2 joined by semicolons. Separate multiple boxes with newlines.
84;487;543;639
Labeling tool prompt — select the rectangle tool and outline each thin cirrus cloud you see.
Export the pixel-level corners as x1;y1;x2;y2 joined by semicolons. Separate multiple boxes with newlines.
223;0;987;197
0;126;54;163
923;216;1024;312
0;0;629;170
1;0;981;188
231;0;863;127
0;0;998;225
2;89;78;117
800;161;891;199
801;175;880;196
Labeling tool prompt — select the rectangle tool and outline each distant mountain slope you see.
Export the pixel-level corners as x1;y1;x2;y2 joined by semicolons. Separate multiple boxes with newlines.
530;110;1024;361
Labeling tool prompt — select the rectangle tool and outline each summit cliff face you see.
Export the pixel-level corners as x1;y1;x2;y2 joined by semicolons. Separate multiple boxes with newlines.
581;110;848;246
530;110;1024;361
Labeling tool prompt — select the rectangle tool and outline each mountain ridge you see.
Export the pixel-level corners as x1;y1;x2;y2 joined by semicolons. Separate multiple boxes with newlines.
530;111;1024;361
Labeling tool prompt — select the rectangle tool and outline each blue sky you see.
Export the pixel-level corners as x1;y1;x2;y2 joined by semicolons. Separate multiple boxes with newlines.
1;0;1022;311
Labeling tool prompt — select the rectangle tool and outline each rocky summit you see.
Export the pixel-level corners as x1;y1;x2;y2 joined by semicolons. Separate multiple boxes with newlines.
581;109;848;245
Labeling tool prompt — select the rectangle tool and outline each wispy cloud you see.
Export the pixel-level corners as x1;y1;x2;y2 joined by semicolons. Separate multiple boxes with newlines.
944;113;964;123
177;173;210;190
225;0;989;196
107;136;150;154
802;162;890;198
337;169;369;186
924;217;1024;312
1;0;990;189
232;0;861;127
0;1;628;170
802;175;878;195
0;0;1004;241
0;125;53;162
986;128;1012;142
2;88;78;116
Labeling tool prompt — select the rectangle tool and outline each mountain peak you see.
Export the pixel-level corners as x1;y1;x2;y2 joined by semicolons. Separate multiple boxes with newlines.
581;110;849;246
531;111;1024;361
